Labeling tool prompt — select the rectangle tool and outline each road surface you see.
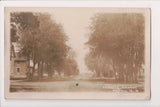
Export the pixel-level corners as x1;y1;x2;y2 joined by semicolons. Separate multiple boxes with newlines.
10;77;144;93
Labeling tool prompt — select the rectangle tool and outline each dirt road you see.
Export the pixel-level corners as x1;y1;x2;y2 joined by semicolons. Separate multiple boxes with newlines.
10;78;144;92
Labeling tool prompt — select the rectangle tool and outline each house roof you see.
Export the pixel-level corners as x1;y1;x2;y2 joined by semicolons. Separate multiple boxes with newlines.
12;42;21;52
11;42;27;61
14;52;27;61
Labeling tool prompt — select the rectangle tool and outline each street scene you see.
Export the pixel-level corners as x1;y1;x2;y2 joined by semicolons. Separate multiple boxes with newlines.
9;8;145;93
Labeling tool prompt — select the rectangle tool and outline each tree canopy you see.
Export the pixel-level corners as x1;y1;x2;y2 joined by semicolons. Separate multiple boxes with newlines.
10;12;79;80
86;13;145;83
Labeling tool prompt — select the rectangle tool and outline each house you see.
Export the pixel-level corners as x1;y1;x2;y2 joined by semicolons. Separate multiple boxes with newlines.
10;43;28;78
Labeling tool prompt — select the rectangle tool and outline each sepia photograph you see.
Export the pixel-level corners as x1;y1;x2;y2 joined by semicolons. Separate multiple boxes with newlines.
4;7;150;99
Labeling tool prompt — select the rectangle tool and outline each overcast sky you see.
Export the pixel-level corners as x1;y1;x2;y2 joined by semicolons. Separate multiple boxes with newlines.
49;8;96;74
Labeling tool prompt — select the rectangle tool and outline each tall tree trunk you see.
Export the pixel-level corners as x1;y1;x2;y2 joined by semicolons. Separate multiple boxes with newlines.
48;64;53;78
112;61;118;82
38;61;44;80
26;55;31;80
133;65;138;83
31;59;36;80
118;64;125;83
38;61;41;80
40;62;44;79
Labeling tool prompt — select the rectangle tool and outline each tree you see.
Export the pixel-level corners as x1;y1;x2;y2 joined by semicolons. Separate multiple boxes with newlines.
11;12;77;80
58;48;79;76
86;13;144;83
37;13;69;78
10;24;19;42
11;12;40;80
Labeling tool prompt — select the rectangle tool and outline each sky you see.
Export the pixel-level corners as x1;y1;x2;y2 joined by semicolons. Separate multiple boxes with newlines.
48;8;95;74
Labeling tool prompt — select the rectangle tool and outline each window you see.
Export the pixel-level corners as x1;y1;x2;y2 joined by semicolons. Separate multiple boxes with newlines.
17;68;20;73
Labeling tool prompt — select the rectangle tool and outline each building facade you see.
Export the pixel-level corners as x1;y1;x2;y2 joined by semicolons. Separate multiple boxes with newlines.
10;44;28;78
